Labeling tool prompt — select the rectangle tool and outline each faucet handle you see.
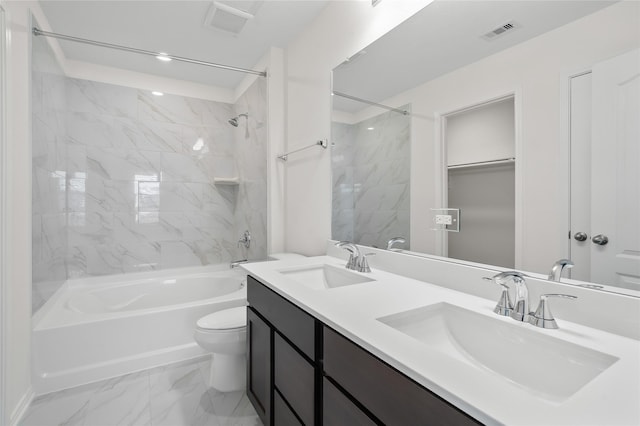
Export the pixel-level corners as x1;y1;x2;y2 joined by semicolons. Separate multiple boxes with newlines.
357;253;375;273
335;241;360;270
483;276;513;316
528;293;577;329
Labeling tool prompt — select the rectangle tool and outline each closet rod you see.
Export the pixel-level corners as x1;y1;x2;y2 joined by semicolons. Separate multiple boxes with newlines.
32;27;267;77
332;91;409;115
277;140;328;161
448;157;515;170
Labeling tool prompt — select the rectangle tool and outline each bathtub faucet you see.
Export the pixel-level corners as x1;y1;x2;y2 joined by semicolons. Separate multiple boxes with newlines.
230;259;249;269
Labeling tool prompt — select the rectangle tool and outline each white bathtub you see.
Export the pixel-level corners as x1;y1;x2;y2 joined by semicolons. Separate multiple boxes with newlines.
32;265;247;395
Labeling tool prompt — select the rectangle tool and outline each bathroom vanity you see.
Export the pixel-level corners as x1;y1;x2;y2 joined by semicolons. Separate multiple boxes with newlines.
243;248;640;425
246;274;478;425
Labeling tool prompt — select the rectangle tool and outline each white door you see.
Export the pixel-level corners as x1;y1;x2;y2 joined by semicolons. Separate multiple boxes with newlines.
590;49;640;289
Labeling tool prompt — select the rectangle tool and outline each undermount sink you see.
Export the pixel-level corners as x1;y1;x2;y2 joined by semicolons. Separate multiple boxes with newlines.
278;264;375;290
377;303;618;401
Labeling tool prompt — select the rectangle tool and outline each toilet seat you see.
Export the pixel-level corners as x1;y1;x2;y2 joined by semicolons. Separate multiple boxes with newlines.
197;306;246;331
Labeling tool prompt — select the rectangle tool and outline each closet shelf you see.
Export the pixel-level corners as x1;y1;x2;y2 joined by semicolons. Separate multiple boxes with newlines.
448;157;515;170
213;177;240;185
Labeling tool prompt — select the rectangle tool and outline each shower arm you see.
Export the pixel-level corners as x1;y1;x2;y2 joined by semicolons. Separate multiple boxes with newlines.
277;140;328;162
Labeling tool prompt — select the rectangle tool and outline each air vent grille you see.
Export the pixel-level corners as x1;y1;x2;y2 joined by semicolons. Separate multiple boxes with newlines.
204;1;263;35
482;21;520;41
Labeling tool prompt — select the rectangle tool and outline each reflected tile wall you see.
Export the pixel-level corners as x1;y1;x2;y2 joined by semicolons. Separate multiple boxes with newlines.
33;70;268;313
331;106;411;249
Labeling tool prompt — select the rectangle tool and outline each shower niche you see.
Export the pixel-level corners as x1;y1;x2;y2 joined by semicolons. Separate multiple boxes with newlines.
440;96;516;269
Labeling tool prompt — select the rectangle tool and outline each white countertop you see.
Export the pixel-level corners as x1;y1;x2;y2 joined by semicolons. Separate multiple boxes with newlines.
242;255;640;426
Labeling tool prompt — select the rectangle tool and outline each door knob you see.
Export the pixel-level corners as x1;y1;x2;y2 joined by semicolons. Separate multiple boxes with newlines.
573;232;588;242
592;234;609;246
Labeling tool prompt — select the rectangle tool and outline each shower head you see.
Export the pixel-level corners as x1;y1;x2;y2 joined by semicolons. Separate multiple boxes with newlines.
228;113;248;127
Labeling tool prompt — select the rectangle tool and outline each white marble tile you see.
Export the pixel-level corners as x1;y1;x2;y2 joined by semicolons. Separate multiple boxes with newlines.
85;177;137;213
149;360;220;426
67;112;123;149
160;152;210;183
183;127;235;157
66;78;138;118
82;371;152;426
127;119;185;153
21;384;94;426
138;91;208;126
159;182;204;212
87;146;161;182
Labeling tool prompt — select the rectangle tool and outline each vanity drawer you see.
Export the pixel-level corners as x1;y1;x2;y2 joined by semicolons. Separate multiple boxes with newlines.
248;275;316;359
274;332;315;425
323;327;481;426
323;377;376;426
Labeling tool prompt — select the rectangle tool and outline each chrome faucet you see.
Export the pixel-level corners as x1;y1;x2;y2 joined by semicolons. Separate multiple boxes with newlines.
335;241;361;271
492;271;529;322
386;237;406;251
548;259;574;281
230;259;249;269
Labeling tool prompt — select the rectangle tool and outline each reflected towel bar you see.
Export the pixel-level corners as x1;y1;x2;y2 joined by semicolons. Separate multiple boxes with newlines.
448;157;515;170
277;140;328;161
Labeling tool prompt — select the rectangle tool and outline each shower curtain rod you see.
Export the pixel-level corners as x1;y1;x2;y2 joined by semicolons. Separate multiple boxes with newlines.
32;27;267;77
332;91;409;115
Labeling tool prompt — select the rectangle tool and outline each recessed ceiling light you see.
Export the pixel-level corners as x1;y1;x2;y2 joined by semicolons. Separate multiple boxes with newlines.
367;127;375;130
156;53;172;62
152;91;164;96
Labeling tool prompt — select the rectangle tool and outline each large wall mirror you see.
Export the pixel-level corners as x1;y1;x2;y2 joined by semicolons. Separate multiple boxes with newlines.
331;0;640;294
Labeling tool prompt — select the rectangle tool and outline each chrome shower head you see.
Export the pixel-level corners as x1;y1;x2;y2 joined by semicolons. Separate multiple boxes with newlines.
228;112;248;128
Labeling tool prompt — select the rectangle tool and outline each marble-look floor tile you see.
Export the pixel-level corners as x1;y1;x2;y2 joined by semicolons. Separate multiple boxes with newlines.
21;356;261;426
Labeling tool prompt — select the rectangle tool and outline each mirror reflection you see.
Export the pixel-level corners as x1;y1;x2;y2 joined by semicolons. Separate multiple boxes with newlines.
331;0;640;292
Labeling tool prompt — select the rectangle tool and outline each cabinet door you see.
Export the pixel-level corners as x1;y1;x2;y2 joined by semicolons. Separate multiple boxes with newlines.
274;333;315;425
274;390;303;426
247;307;271;426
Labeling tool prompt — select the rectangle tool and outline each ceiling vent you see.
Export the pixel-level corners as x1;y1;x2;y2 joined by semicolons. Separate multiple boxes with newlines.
204;1;262;35
481;21;520;41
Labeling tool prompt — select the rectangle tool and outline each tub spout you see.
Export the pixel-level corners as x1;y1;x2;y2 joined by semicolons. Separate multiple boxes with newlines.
230;259;249;269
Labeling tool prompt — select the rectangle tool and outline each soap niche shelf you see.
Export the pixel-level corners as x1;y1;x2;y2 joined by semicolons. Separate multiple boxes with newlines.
213;177;240;186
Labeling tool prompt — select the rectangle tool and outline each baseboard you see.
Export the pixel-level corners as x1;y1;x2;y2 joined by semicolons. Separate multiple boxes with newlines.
9;386;34;426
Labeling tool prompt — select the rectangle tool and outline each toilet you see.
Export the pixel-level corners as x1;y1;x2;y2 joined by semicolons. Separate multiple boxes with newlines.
194;306;247;392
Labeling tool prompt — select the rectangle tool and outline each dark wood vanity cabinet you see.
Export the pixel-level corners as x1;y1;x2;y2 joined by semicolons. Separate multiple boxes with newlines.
247;275;319;426
247;275;482;426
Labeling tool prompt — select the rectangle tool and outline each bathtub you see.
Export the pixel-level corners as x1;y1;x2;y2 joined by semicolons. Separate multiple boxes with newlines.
31;265;247;395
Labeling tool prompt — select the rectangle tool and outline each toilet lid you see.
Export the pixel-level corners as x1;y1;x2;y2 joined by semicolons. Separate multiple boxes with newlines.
197;306;247;330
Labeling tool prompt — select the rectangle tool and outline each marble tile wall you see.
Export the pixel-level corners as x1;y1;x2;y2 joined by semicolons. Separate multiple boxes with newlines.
233;78;268;262
32;45;268;314
331;106;411;249
64;78;242;278
32;32;68;313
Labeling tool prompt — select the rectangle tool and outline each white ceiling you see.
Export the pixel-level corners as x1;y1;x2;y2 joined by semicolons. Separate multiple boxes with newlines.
333;0;618;114
38;0;329;89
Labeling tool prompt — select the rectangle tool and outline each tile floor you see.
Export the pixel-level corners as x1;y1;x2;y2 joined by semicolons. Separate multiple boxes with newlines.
21;356;262;426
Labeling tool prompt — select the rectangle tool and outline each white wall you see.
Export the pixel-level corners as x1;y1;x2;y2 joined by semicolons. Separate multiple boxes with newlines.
283;0;431;255
3;1;35;423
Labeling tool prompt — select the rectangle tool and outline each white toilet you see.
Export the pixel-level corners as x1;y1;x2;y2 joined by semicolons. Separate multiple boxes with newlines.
194;306;247;392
